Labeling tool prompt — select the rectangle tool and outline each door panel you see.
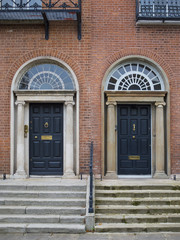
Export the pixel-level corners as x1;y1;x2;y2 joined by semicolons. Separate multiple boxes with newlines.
118;105;151;175
120;139;128;155
130;138;138;155
30;103;63;175
33;118;40;133
140;139;148;155
33;141;40;157
120;119;128;135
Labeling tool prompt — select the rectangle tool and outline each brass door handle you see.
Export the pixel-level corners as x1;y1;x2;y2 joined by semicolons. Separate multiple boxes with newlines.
133;124;135;132
24;125;28;138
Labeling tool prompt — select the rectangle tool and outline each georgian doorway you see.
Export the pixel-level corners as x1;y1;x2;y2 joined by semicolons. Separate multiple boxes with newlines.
11;58;79;178
103;58;170;178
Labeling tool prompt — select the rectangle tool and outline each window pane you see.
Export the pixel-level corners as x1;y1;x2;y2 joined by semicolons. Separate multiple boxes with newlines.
19;63;75;91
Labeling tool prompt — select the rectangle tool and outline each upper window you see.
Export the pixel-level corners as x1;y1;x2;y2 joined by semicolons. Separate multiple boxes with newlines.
106;62;164;91
18;63;75;90
137;0;180;21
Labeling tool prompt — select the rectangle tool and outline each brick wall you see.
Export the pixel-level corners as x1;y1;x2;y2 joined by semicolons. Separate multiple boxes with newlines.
0;0;180;175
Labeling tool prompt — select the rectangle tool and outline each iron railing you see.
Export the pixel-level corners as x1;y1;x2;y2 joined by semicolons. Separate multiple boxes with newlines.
88;141;94;213
136;0;180;21
0;0;81;40
0;0;80;11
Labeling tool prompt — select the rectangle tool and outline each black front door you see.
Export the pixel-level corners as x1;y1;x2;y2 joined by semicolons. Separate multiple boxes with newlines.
29;103;63;175
117;104;151;175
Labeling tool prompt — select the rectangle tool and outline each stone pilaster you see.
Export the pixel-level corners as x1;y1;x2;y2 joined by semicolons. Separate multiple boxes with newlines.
106;101;117;178
63;101;76;178
14;101;27;178
154;102;168;178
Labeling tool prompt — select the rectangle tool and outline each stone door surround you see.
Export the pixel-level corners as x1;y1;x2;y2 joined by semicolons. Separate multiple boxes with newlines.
13;91;76;178
105;91;168;179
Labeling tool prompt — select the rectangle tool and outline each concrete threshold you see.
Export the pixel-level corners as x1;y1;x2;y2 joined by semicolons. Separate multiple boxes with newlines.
96;178;180;186
0;178;87;186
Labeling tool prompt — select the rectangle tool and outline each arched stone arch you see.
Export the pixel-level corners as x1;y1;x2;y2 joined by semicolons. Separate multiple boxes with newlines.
10;53;82;91
101;53;171;92
10;55;81;178
6;48;85;91
101;54;171;179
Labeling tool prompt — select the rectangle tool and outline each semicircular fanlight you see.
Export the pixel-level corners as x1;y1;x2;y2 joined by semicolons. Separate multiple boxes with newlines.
18;63;75;90
106;62;164;91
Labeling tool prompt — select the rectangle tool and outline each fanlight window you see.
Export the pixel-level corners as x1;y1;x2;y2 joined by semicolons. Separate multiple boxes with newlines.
18;63;75;90
106;62;164;91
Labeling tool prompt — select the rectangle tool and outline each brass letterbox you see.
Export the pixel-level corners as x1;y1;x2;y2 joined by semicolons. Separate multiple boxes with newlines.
128;155;140;160
41;135;53;140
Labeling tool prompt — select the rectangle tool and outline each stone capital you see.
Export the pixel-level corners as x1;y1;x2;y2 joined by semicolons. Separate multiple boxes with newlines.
15;101;25;106
65;101;75;106
106;101;117;106
155;102;166;108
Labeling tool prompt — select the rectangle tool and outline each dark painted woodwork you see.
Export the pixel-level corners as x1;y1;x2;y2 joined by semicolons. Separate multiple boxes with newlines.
117;105;151;175
29;103;63;175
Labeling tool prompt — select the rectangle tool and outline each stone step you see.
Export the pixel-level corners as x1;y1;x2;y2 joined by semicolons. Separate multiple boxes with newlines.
0;206;86;215
95;223;180;233
0;223;85;233
95;190;180;198
96;185;180;191
95;214;180;224
0;185;86;191
0;190;86;198
0;181;87;234
95;205;180;214
95;197;180;206
0;198;86;207
0;214;85;224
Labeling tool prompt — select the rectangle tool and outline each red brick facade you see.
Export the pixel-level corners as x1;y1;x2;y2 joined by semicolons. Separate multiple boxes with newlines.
0;0;180;175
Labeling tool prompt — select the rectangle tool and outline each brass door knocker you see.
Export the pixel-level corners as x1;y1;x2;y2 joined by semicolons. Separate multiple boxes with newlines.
44;122;49;128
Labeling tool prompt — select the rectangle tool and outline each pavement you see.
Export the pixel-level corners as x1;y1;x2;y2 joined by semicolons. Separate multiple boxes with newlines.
0;233;180;240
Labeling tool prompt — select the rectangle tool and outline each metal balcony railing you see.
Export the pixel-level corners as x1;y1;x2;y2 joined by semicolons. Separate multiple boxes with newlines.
0;0;80;10
0;0;81;40
136;0;180;22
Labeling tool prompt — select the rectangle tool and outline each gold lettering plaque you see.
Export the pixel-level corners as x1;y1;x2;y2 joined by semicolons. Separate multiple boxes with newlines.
128;155;140;160
41;135;52;140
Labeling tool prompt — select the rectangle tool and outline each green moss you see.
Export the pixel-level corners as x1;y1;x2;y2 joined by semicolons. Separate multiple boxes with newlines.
172;186;180;191
122;215;127;224
132;201;140;206
147;210;151;214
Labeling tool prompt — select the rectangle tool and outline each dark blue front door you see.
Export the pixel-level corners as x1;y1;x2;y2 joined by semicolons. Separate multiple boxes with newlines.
118;105;151;175
29;103;63;175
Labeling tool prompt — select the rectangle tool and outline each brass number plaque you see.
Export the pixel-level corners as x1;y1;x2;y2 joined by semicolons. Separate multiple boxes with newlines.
41;135;52;140
128;155;140;160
